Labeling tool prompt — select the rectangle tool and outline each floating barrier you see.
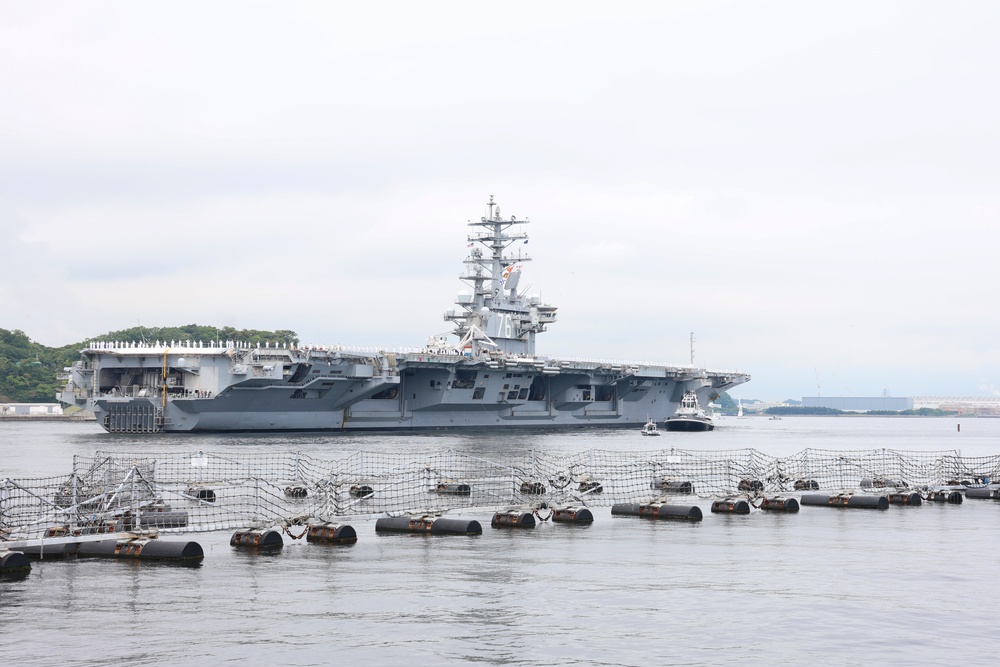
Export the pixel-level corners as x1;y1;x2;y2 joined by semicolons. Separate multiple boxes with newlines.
77;537;205;563
861;477;907;489
651;480;695;494
375;516;482;535
306;523;358;544
551;506;594;523
491;511;536;528
435;482;471;496
107;509;188;531
44;522;123;538
520;481;546;495
0;551;31;577
965;487;1000;500
800;494;889;510
187;486;216;503
711;498;751;514
81;521;122;534
11;446;1000;545
760;496;799;512
612;503;703;521
231;529;284;549
887;492;922;506
138;510;189;529
17;543;80;559
925;490;963;504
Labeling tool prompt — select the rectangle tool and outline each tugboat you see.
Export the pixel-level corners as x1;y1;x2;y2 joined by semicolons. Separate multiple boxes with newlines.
641;418;661;436
663;391;715;432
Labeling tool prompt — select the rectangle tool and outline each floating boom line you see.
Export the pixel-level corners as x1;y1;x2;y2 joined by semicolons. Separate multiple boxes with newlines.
3;447;998;541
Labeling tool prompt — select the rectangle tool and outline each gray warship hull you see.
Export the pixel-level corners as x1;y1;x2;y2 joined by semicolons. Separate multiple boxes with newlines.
59;198;749;433
60;342;748;433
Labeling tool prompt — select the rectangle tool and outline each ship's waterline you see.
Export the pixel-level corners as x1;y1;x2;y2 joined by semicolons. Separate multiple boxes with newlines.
59;198;748;433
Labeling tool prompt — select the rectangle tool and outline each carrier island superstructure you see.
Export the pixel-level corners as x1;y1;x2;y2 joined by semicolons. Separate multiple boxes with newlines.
59;198;750;433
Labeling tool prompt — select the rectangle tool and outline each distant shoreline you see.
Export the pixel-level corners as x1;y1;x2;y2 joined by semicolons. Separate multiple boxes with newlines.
0;414;95;422
728;413;964;418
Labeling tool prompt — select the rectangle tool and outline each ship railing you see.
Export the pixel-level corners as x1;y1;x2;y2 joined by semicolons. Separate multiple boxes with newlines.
94;386;217;400
705;369;750;377
555;356;654;366
551;356;747;376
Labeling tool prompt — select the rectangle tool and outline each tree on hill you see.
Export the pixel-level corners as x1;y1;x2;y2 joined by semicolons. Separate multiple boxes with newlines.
716;392;738;414
0;329;80;402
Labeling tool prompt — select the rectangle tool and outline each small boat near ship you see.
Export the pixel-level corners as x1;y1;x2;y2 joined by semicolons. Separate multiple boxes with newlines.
663;391;715;432
641;418;661;436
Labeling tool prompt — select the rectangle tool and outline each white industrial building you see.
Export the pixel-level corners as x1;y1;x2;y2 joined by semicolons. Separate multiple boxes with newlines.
0;403;65;416
801;397;914;411
797;396;1000;415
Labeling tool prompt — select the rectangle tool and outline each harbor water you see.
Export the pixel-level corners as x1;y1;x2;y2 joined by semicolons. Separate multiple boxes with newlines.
1;416;997;666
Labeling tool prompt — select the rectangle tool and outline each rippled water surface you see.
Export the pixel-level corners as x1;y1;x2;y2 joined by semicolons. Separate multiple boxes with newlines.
1;417;997;665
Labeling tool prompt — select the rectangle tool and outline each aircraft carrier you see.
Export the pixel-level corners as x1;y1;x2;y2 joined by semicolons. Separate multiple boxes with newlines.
58;198;750;433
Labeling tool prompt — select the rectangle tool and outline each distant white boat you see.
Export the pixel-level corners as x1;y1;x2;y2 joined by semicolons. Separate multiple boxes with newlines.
641;418;661;436
769;415;782;421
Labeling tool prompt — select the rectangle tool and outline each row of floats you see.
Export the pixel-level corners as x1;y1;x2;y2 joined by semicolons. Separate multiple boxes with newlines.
0;534;206;579
4;484;999;580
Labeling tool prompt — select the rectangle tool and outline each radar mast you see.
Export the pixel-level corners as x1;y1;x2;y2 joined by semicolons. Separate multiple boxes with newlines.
444;196;557;358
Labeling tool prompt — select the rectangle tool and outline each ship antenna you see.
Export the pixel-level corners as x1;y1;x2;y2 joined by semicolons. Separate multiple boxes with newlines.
487;194;495;221
690;331;695;365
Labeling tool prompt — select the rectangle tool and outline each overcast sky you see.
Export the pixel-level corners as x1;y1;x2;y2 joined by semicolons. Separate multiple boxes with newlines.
2;2;998;400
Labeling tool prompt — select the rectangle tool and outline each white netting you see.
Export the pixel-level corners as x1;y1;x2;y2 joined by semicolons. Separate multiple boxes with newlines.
3;447;994;541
